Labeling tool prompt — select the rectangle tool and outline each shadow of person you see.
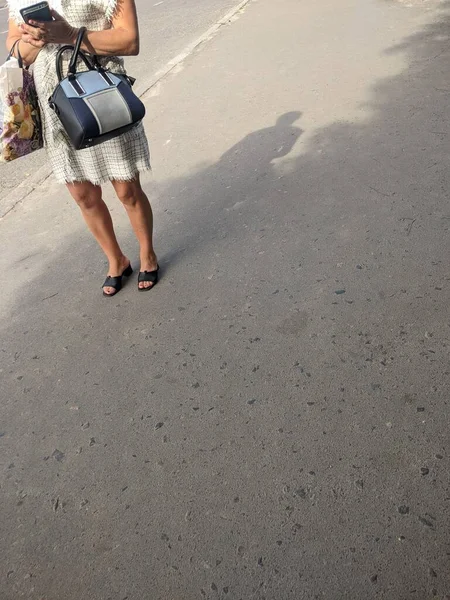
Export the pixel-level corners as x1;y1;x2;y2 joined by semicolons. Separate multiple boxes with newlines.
219;111;303;170
158;112;304;267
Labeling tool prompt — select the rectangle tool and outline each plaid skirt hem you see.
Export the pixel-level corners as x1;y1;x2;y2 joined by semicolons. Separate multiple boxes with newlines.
46;123;152;186
52;163;152;186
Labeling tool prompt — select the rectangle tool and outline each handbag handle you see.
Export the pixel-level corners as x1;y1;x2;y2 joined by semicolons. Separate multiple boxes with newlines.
55;28;95;82
53;27;135;88
8;40;24;69
68;26;87;75
69;29;116;76
56;46;94;81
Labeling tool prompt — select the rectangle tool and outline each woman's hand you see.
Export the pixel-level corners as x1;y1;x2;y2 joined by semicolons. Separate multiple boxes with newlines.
13;0;140;58
20;10;78;48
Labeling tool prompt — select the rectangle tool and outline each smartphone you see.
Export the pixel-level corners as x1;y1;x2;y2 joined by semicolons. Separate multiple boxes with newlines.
20;2;53;23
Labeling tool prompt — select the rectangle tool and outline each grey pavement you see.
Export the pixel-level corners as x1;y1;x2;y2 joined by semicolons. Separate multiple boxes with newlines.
0;0;240;200
1;0;450;598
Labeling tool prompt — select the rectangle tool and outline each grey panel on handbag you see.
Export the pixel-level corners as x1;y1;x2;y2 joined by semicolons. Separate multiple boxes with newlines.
84;88;133;135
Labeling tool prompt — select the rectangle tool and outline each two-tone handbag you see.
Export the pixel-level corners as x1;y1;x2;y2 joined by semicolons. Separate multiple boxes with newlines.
49;27;145;150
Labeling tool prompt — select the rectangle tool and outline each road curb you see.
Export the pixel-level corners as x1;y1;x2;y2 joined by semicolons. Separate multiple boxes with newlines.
140;0;253;101
0;0;253;220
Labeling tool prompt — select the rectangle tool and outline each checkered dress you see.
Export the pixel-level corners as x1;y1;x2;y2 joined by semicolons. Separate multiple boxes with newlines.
7;0;151;185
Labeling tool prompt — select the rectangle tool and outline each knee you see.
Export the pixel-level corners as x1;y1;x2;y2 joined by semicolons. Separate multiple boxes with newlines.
72;189;101;211
115;183;140;208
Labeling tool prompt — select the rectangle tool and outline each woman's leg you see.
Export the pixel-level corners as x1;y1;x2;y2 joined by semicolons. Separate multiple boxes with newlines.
67;181;130;296
112;177;158;289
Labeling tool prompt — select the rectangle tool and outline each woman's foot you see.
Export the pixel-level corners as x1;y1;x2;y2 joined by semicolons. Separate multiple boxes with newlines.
103;256;132;296
138;253;158;290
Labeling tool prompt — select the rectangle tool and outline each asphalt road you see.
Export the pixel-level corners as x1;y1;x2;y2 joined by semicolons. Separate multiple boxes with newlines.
2;0;450;598
0;0;239;198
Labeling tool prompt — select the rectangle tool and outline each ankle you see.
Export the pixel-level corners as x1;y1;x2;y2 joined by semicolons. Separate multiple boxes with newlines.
108;254;129;272
140;250;156;261
140;252;157;270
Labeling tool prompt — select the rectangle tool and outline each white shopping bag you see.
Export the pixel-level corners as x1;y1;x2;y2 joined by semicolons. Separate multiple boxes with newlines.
0;48;43;162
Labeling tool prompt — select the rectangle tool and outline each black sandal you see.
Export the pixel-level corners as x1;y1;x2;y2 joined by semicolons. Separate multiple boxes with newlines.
102;264;133;297
138;265;159;291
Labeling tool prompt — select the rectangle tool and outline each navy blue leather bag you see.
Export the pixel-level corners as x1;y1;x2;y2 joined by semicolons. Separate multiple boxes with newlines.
49;27;145;150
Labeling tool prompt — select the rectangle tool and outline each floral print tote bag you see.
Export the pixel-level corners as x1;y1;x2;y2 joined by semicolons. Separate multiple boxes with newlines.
0;43;43;162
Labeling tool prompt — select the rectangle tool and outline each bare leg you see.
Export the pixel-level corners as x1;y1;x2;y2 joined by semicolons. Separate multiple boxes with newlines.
112;177;158;289
67;181;130;295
